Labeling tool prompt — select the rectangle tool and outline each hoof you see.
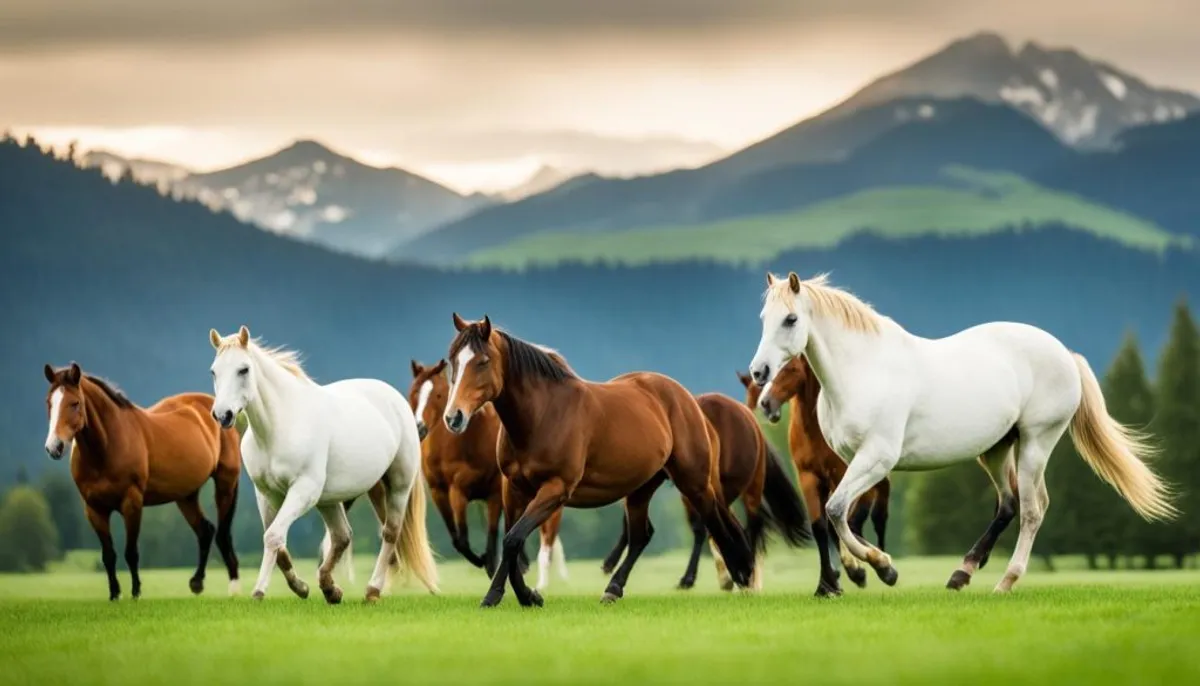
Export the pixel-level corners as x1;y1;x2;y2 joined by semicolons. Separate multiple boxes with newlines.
288;579;310;600
815;580;843;598
600;592;621;605
846;566;868;588
228;579;241;597
719;577;735;592
676;577;695;591
480;590;505;608
365;586;382;603
876;565;899;587
523;590;544;608
252;590;265;600
600;563;616;575
189;577;205;595
322;585;343;605
946;570;971;591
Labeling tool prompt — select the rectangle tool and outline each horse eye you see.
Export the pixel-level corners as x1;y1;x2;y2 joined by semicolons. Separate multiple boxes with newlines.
783;314;798;328
237;367;249;376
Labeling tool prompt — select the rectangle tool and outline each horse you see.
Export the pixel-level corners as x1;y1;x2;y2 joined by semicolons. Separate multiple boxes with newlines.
208;326;438;603
599;391;811;591
409;359;568;591
42;362;241;600
738;362;891;596
443;314;754;607
748;272;1177;592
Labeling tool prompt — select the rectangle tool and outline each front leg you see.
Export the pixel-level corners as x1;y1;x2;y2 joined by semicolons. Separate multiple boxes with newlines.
826;441;900;586
119;489;145;599
85;504;120;601
484;490;503;578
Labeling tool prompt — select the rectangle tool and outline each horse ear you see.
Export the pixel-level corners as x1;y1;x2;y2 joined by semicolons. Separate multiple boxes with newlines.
788;272;801;294
432;359;448;375
237;325;250;346
736;371;752;388
765;272;777;287
43;364;55;383
66;362;82;385
410;359;423;377
209;328;222;350
453;312;468;332
480;315;492;338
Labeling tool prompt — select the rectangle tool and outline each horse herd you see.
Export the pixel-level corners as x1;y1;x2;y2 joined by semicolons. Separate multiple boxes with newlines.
41;272;1176;607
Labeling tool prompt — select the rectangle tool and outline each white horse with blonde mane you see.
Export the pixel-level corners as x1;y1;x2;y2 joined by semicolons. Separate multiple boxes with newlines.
208;326;438;602
749;272;1175;593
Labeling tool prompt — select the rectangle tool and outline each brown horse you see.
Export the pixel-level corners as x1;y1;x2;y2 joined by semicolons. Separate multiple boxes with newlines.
443;314;754;607
408;359;566;588
738;359;891;597
600;392;811;591
42;362;241;600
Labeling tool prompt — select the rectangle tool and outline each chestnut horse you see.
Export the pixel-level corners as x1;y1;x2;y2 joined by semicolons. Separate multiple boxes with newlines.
600;392;811;591
738;359;891;597
409;359;567;590
42;363;241;600
444;314;754;607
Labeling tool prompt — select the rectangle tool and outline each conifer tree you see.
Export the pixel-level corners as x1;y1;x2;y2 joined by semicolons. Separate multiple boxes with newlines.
1152;299;1200;568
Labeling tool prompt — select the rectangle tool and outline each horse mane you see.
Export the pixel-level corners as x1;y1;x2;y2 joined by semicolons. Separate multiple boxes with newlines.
214;334;315;383
451;327;576;384
84;375;134;409
766;273;882;335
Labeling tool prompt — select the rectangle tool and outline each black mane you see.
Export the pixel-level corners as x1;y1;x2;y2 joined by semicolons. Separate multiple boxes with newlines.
86;375;134;409
449;327;575;384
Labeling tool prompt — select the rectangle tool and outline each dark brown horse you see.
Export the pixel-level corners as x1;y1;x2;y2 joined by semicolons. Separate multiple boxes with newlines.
443;314;754;607
600;392;811;591
408;359;566;588
739;359;891;597
42;363;241;600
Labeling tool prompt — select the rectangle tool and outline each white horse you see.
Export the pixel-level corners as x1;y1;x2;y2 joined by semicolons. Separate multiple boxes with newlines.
748;272;1176;593
208;326;438;602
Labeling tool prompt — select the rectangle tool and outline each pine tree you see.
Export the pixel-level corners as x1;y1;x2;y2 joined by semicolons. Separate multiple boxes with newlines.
0;486;60;572
905;463;998;556
1152;299;1200;568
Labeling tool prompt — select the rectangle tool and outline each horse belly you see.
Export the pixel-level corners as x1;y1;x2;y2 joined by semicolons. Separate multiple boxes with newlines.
896;378;1021;470
321;419;399;503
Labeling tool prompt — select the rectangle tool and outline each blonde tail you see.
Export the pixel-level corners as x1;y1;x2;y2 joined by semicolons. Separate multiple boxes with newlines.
391;481;439;594
1069;353;1177;521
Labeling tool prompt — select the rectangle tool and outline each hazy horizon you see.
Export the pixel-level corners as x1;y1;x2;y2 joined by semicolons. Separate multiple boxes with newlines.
3;1;1196;193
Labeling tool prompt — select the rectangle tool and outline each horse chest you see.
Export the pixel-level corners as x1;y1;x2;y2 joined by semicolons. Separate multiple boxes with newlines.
817;401;870;462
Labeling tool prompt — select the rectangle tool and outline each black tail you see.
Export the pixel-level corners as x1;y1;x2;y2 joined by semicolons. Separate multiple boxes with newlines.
759;442;813;548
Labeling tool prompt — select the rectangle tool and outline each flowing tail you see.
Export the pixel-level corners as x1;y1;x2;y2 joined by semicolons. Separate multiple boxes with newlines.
758;441;814;549
1070;353;1177;521
391;481;440;594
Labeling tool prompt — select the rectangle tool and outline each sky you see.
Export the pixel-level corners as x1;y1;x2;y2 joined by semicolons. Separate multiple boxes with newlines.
3;1;1196;193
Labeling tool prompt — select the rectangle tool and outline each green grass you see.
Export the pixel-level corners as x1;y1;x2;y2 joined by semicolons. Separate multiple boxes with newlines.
3;550;1199;685
465;167;1186;270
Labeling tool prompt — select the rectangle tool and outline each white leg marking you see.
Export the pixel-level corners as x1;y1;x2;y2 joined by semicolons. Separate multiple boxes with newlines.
536;543;552;592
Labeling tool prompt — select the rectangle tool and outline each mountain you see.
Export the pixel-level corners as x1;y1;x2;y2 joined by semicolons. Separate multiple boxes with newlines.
80;150;191;189
178;139;491;258
500;166;576;201
830;32;1198;149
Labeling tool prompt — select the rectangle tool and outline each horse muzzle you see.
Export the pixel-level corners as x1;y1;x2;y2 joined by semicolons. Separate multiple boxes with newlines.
444;409;468;435
45;439;65;460
213;409;236;430
416;421;429;441
750;364;771;387
759;398;783;424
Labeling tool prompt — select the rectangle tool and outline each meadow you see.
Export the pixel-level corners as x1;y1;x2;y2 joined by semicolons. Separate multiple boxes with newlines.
2;549;1198;686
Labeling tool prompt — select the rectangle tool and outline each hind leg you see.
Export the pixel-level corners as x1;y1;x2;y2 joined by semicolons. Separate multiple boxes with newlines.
676;501;706;589
536;509;565;593
603;473;667;604
213;473;240;594
176;492;216;595
484;489;503;578
995;428;1061;593
600;513;629;575
742;484;766;592
870;479;892;552
668;454;754;588
947;446;1018;591
316;504;353;604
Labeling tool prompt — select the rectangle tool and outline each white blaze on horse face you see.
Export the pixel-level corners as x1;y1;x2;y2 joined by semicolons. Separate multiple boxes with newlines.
446;346;475;418
211;347;254;419
751;297;803;386
414;380;434;424
45;388;66;453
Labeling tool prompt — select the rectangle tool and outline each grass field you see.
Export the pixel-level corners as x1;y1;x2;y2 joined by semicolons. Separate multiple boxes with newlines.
2;550;1199;686
465;167;1185;270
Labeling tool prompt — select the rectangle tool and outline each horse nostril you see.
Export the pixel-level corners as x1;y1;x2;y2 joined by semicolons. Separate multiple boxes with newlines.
416;421;428;440
752;366;770;385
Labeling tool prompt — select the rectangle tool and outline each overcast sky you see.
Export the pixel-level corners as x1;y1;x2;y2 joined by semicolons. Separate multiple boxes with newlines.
3;1;1195;192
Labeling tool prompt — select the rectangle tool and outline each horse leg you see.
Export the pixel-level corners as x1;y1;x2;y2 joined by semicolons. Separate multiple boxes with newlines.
481;484;530;608
676;500;706;589
825;441;900;585
848;493;873;548
315;504;353;604
85;504;120;601
667;441;754;588
119;489;144;599
947;444;1018;590
449;484;486;568
603;473;667;604
742;481;766;593
485;479;568;609
365;482;396;575
502;478;532;574
213;472;241;595
484;489;503;577
870;478;892;552
431;486;483;568
536;509;566;592
600;512;629;575
252;489;309;600
176;491;216;595
995;430;1058;593
799;471;841;596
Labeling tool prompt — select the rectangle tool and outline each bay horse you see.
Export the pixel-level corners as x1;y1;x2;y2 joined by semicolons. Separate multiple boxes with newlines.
409;359;568;591
209;326;437;603
600;392;811;591
42;362;241;600
444;314;754;607
749;272;1175;592
738;362;890;596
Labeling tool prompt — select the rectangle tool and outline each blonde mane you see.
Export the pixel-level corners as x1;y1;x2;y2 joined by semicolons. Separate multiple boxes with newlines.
766;273;882;335
215;333;314;383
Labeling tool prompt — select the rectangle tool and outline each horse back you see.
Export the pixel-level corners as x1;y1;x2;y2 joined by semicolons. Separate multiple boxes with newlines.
592;372;708;461
136;392;225;501
696;393;761;496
